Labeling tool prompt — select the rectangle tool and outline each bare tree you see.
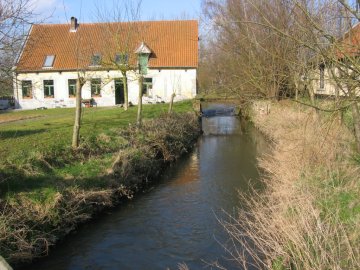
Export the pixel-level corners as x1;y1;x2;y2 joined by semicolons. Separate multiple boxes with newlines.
201;0;360;151
96;0;143;111
71;0;143;147
72;76;86;148
71;17;104;148
0;0;36;96
95;0;155;129
135;41;152;126
137;74;143;126
168;71;181;114
203;0;303;100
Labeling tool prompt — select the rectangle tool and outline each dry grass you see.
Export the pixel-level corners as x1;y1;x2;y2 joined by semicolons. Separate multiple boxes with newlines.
223;101;360;269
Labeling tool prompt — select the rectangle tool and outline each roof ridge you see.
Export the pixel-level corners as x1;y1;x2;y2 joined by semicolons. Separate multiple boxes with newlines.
17;18;198;71
35;19;198;27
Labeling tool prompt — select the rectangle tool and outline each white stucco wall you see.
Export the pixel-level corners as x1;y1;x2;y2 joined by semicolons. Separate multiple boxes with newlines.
312;67;360;97
14;68;197;109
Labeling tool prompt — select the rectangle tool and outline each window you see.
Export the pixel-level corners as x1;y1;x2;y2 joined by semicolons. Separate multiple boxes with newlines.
115;53;129;65
43;55;55;68
142;78;153;97
91;78;101;96
114;79;125;105
21;80;32;98
68;79;77;97
319;64;325;90
44;80;54;98
90;53;102;66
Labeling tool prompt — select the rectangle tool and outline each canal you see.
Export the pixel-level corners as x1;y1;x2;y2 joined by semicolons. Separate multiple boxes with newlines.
22;106;267;270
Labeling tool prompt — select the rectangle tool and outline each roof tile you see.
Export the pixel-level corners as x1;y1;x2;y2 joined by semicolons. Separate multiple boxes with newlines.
16;20;198;72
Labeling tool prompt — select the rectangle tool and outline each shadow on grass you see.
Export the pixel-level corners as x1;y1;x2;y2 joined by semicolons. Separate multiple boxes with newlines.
0;109;12;114
0;165;113;198
0;129;46;139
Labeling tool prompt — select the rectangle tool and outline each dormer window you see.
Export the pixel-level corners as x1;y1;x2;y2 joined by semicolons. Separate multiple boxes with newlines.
115;53;129;65
43;55;55;68
90;53;102;66
135;42;151;75
138;54;150;75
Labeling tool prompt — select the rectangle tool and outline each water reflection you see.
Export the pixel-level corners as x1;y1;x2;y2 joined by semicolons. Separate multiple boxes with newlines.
202;116;244;136
21;115;267;270
169;154;199;187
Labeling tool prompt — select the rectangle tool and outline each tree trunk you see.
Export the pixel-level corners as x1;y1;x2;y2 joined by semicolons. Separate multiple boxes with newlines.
121;71;128;111
351;101;360;153
293;73;299;101
72;78;83;148
335;87;343;125
308;84;315;106
137;75;143;127
308;83;318;115
168;93;175;114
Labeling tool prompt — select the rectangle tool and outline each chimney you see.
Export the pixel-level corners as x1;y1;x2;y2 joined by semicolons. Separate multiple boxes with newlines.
70;17;78;32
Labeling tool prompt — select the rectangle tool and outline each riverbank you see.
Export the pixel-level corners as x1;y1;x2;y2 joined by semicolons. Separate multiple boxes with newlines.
19;111;268;270
227;101;360;269
0;102;200;267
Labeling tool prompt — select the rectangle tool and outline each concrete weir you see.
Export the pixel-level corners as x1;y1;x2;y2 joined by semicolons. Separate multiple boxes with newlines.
194;100;242;117
0;256;13;270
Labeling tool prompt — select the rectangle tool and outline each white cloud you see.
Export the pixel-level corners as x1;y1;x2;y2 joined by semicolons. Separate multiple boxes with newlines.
29;0;70;23
30;0;60;13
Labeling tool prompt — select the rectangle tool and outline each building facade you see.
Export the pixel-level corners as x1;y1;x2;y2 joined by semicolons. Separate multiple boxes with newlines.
312;23;359;97
14;19;198;109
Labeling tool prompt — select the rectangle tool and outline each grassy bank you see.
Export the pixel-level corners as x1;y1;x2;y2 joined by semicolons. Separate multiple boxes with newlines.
224;101;360;269
0;101;192;163
0;101;200;266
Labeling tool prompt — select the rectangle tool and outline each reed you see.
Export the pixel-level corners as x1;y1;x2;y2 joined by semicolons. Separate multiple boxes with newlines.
223;101;360;269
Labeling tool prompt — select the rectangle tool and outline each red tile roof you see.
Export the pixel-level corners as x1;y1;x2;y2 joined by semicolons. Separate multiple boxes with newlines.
16;20;198;72
337;23;360;58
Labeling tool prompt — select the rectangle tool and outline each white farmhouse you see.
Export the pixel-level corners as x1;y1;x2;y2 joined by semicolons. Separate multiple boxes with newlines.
13;18;198;109
312;23;359;97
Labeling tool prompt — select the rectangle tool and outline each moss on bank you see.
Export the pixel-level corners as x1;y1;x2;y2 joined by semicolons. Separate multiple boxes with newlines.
0;111;200;266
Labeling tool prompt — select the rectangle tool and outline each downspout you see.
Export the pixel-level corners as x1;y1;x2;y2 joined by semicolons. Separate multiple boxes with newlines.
15;72;19;105
12;68;19;109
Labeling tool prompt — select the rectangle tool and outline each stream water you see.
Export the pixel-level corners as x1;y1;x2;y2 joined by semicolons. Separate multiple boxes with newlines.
22;105;268;270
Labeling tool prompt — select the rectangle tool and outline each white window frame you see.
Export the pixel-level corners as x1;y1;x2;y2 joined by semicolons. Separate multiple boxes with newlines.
43;55;55;68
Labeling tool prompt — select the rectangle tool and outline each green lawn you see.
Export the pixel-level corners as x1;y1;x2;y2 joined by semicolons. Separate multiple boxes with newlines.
0;101;193;163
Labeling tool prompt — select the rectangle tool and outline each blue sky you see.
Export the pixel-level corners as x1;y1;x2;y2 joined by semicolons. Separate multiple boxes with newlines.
32;0;202;23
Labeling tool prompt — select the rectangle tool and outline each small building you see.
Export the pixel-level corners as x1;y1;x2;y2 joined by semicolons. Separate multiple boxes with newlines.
312;23;359;97
13;18;198;109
